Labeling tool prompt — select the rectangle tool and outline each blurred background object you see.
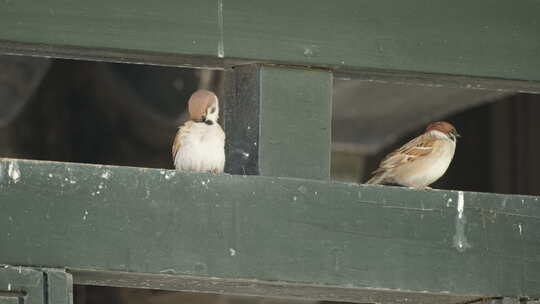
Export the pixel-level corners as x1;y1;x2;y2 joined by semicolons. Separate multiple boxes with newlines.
0;55;51;127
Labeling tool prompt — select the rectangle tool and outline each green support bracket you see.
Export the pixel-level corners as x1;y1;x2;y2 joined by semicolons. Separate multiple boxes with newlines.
0;266;72;304
224;64;332;180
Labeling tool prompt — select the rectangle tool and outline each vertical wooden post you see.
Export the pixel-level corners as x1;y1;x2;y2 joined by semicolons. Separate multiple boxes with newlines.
224;64;332;180
45;269;73;304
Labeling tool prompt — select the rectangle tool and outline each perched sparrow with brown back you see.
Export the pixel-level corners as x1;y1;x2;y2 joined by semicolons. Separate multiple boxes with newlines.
366;121;459;189
172;90;225;173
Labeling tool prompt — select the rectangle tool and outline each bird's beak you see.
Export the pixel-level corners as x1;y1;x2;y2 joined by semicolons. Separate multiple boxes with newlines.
452;130;461;138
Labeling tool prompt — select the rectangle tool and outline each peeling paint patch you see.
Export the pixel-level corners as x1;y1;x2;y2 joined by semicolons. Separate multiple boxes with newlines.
303;44;319;57
457;191;464;219
7;283;11;291
217;0;224;58
164;171;176;180
229;248;236;256
453;191;471;252
83;210;89;221
8;161;21;183
101;170;112;179
518;223;523;235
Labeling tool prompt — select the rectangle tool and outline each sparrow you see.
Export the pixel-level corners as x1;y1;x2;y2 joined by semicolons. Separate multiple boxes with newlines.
366;121;459;189
172;89;225;173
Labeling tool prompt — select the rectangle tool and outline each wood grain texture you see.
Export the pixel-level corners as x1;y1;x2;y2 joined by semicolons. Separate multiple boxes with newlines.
71;269;480;304
0;0;539;83
1;159;539;300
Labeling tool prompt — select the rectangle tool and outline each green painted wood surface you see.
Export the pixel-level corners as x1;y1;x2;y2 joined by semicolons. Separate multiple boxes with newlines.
0;0;219;56
0;296;19;304
0;267;44;304
258;66;331;179
224;65;331;179
0;267;72;304
1;159;540;299
45;269;73;304
0;1;539;82
223;0;540;81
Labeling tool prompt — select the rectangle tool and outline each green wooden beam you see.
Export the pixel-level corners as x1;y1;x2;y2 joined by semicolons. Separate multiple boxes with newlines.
0;0;219;57
1;159;540;301
0;0;539;84
224;64;332;179
223;0;540;81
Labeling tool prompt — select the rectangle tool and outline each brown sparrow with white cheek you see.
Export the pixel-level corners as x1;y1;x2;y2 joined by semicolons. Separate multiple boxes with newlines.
366;121;459;189
172;90;225;173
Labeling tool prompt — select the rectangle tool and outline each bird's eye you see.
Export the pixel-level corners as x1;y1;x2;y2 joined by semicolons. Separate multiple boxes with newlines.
210;107;216;114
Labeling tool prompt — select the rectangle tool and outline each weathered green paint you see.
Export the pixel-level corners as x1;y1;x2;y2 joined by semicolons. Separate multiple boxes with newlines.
0;1;539;82
1;159;540;300
0;296;19;304
224;65;331;179
0;266;72;304
45;269;73;304
258;66;331;179
223;0;540;81
0;267;44;304
0;0;219;56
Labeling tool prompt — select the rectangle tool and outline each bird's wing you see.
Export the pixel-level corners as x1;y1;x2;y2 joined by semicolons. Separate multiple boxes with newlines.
374;133;437;173
171;121;194;160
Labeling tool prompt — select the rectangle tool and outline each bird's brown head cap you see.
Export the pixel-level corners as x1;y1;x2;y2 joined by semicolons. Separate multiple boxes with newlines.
188;89;218;121
426;121;460;138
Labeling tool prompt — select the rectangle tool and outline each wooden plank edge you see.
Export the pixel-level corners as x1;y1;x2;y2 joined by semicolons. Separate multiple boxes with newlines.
1;39;540;94
70;269;482;304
